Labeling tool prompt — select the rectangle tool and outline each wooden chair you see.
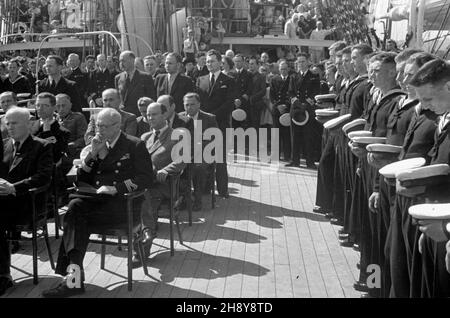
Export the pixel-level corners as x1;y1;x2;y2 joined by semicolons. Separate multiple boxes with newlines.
186;163;216;226
8;184;55;285
156;172;184;256
82;189;148;291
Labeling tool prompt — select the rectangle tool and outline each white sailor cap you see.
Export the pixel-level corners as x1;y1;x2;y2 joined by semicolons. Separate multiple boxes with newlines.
379;157;426;179
396;164;450;187
409;203;450;220
315;109;339;117
342;118;367;135
232;109;247;122
279;113;291;127
351;136;387;148
323;114;351;130
315;94;337;102
366;144;403;154
347;130;372;139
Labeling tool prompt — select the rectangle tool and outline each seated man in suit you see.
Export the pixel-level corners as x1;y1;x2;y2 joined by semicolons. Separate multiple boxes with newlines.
139;102;186;261
33;92;71;164
42;108;153;298
84;88;138;145
0;107;53;296
157;94;193;131
179;93;218;211
136;97;153;138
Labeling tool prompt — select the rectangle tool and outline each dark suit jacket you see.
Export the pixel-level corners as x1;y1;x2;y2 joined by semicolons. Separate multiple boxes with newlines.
249;71;267;109
115;70;156;116
87;68;116;99
192;66;209;82
79;132;153;196
0;135;53;224
38;77;82;113
155;73;195;113
67;67;88;97
196;72;234;129
2;75;33;95
33;119;71;163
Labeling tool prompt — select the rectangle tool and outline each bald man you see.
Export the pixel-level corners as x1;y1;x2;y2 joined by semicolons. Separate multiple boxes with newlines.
0;107;53;296
43;108;153;298
115;51;156;116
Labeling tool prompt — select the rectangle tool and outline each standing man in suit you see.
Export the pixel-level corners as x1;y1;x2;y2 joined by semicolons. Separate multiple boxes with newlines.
85;88;137;145
66;53;88;109
155;53;195;114
192;53;209;82
115;50;156;117
232;54;251;129
87;54;116;107
38;55;82;113
42;108;153;297
196;49;234;198
180;92;219;211
247;56;267;130
287;52;321;169
139;102;186;258
270;61;292;161
0;107;53;296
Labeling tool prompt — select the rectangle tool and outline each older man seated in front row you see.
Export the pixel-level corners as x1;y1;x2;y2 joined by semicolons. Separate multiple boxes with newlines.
0;107;53;296
84;88;138;145
137;102;186;265
42;108;153;298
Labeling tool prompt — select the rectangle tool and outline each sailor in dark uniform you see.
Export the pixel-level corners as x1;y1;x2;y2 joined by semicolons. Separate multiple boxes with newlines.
270;61;292;161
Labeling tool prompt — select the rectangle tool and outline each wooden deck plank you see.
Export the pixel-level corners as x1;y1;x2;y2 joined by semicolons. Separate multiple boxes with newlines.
2;159;364;299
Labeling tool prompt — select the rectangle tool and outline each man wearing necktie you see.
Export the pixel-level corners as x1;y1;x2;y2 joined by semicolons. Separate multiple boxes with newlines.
0;107;53;296
155;53;194;114
140;102;186;260
43;108;153;298
196;50;234;198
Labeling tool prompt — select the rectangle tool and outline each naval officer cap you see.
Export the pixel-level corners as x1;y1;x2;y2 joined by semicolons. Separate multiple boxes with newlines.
379;157;426;179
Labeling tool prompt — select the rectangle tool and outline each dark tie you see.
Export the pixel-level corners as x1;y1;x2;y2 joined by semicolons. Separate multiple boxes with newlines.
13;141;20;157
125;75;131;91
154;130;160;142
210;74;216;92
50;80;56;90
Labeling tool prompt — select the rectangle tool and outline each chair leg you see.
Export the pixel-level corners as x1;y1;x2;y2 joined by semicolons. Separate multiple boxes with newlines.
175;215;183;245
43;225;55;270
169;204;174;257
127;232;133;291
100;235;106;270
32;229;38;285
117;236;122;251
137;241;149;276
54;201;60;239
187;192;193;227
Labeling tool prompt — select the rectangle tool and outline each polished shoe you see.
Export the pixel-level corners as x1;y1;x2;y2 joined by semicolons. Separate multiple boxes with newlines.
11;241;21;254
360;293;372;298
141;228;157;245
339;239;354;247
356;262;361;270
219;192;229;199
313;205;324;214
353;281;369;293
353;244;361;252
330;218;343;226
338;233;350;240
338;228;346;235
192;201;202;212
0;277;13;296
325;212;334;219
42;280;85;298
285;162;300;168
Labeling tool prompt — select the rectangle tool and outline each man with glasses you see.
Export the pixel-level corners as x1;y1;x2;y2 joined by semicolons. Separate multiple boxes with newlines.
42;107;153;298
84;88;137;145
